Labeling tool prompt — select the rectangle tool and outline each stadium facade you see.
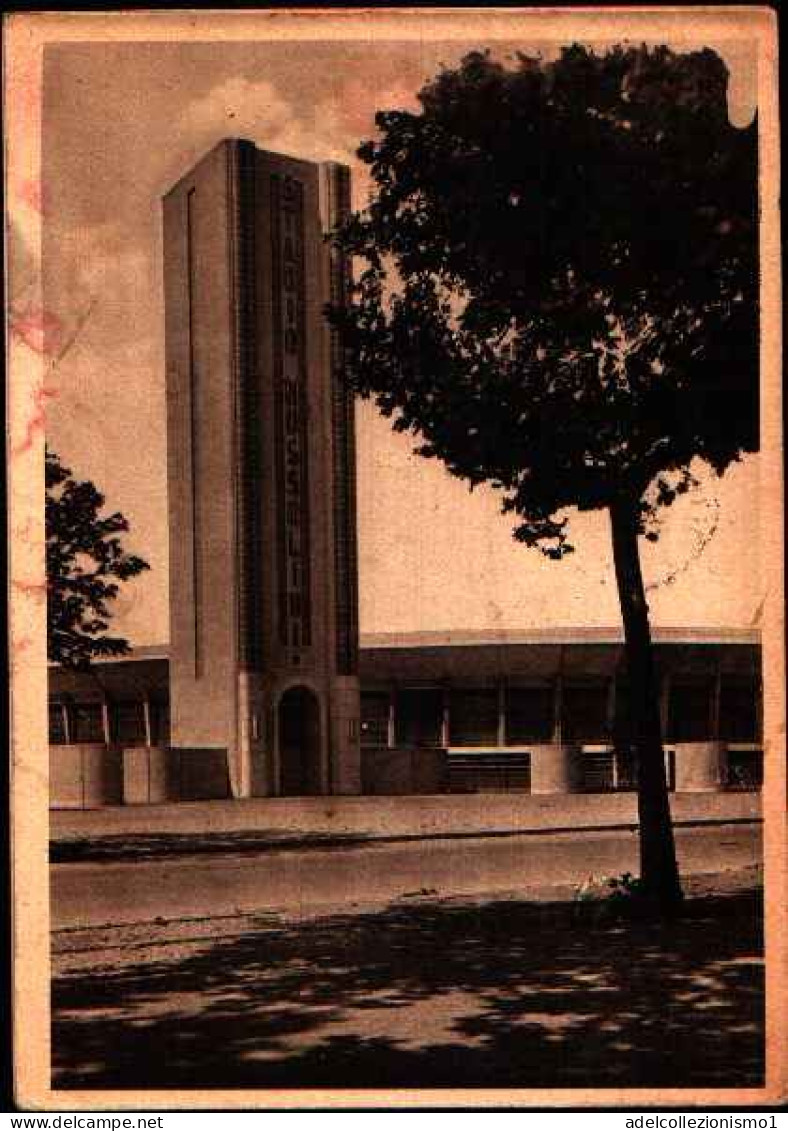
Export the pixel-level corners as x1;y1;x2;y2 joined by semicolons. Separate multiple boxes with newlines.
47;142;763;808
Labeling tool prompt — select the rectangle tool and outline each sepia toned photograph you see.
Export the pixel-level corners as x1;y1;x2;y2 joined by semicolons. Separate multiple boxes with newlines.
6;7;785;1109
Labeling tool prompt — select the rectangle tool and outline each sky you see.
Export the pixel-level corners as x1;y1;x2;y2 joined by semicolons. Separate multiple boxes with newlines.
34;34;761;646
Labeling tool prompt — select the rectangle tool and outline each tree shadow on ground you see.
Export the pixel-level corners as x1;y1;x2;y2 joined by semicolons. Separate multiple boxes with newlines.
50;831;371;863
52;887;763;1091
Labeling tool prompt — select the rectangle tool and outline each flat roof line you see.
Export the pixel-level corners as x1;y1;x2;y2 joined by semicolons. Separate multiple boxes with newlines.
359;627;761;648
49;626;759;667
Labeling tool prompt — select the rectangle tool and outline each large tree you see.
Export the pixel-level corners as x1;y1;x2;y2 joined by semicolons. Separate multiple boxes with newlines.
331;45;758;912
47;447;149;669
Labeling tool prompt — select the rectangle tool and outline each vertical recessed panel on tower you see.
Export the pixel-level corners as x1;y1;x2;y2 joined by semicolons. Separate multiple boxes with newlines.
163;139;360;798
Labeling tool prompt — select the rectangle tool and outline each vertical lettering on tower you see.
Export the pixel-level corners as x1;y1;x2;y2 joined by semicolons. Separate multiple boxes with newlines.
229;141;264;670
272;173;311;663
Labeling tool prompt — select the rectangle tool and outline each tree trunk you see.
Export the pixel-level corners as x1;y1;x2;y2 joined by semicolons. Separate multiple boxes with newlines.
610;497;684;914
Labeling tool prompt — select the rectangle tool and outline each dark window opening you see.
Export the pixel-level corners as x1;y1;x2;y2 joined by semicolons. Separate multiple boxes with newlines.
71;703;104;743
397;688;443;747
506;686;553;743
449;689;498;746
48;704;67;745
719;680;760;743
113;700;147;746
667;682;712;742
361;692;389;747
562;683;610;743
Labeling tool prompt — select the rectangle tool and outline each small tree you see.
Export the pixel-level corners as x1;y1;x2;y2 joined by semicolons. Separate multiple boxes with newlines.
331;45;758;912
46;447;150;669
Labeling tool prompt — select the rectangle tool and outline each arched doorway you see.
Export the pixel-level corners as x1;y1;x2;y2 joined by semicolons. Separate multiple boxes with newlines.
278;686;322;796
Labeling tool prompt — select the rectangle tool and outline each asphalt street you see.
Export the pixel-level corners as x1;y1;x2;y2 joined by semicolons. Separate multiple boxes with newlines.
50;821;760;929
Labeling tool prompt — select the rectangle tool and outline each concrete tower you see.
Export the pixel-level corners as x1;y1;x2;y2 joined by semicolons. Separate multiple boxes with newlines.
163;139;360;797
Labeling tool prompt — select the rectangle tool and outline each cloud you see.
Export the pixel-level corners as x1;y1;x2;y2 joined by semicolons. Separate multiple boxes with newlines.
179;75;295;146
38;40;762;645
171;75;351;173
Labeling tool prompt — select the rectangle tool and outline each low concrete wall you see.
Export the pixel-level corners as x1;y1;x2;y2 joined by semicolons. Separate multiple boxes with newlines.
362;747;447;795
50;744;123;809
674;742;727;792
52;745;231;808
51;789;761;840
530;743;584;794
122;747;173;805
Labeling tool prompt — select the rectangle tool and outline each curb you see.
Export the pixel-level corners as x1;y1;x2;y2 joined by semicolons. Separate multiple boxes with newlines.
49;815;762;864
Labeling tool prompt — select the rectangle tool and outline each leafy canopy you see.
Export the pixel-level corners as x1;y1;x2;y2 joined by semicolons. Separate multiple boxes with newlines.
47;447;149;668
332;45;758;556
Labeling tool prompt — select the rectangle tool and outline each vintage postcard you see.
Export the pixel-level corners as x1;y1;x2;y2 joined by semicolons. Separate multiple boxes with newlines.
6;7;785;1110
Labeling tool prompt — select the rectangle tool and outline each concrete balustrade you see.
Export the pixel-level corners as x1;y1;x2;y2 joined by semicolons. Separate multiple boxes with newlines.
50;744;123;809
361;747;446;795
529;743;584;794
122;746;171;805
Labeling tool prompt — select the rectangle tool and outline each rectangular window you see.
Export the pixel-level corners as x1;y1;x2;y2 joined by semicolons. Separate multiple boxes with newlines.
612;680;633;744
667;682;712;742
71;703;104;743
449;689;498;746
506;686;554;743
48;704;67;745
113;700;146;746
563;684;610;743
397;688;443;747
360;692;389;747
719;679;760;742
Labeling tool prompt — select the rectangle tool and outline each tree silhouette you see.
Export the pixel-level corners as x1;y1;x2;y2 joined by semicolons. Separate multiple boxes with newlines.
46;447;149;669
330;45;758;912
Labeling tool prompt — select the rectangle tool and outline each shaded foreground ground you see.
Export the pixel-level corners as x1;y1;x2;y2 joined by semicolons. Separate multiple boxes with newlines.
52;867;763;1090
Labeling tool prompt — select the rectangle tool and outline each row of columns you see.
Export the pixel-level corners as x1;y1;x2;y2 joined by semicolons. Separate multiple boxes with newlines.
380;669;738;751
375;676;742;793
383;677;578;749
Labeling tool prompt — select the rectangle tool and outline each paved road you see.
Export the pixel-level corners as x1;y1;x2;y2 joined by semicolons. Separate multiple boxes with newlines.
51;823;760;929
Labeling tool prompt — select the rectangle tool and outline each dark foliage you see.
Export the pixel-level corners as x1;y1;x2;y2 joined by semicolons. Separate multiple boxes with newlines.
52;886;763;1089
332;44;757;554
46;447;149;669
329;45;758;910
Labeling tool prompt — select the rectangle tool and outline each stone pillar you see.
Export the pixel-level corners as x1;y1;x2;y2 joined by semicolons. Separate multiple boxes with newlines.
147;748;170;802
497;681;507;747
711;664;723;741
674;741;726;792
553;670;564;744
142;695;153;747
61;702;72;745
387;688;397;748
101;699;112;745
329;679;362;795
440;687;451;748
530;743;581;794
